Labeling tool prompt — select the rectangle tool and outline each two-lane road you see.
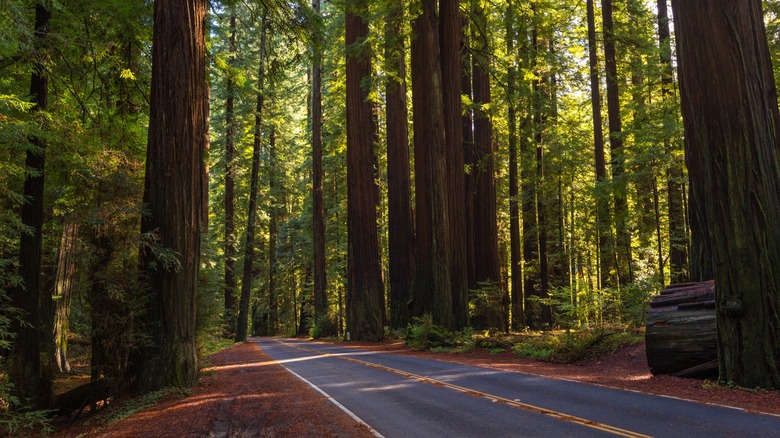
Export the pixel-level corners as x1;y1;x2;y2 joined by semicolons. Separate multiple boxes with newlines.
252;338;780;437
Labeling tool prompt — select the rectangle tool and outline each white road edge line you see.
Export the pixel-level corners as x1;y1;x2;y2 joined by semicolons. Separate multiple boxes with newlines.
276;361;385;438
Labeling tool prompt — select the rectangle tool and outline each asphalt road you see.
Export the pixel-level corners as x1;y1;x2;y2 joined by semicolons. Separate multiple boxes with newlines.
251;338;780;438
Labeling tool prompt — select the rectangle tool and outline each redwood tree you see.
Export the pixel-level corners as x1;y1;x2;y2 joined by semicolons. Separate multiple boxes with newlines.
345;0;385;341
137;0;207;390
411;0;453;329
470;0;500;285
586;0;615;289
236;18;267;342
223;7;238;336
385;0;414;330
311;0;328;327
672;0;780;389
440;0;469;329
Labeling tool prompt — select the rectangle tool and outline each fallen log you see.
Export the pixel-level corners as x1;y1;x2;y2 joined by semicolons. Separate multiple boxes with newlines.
645;281;717;377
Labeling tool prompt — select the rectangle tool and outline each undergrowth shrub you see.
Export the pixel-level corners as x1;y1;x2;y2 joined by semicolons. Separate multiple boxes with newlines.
309;314;338;339
405;315;474;352
513;327;644;363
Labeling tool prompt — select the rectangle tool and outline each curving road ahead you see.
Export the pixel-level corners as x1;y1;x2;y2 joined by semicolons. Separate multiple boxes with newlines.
251;338;780;438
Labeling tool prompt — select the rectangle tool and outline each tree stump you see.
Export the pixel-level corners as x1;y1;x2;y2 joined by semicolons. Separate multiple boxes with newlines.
645;281;717;377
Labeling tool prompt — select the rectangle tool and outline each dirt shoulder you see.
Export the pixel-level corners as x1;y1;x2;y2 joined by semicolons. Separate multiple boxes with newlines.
53;338;780;437
53;342;377;438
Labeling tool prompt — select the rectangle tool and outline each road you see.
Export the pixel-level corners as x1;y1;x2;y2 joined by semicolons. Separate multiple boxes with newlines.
252;338;780;438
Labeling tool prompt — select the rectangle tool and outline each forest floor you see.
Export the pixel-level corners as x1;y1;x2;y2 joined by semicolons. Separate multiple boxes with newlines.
51;338;780;437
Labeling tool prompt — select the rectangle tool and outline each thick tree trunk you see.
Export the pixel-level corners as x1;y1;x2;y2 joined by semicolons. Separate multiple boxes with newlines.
440;0;469;330
10;2;53;408
411;0;453;329
224;9;238;336
601;0;633;285
235;19;266;343
385;0;414;330
471;1;501;296
345;1;385;341
137;0;206;390
311;0;328;328
672;0;780;389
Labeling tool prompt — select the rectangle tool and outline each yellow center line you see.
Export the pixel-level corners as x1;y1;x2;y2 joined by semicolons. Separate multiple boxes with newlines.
272;339;653;438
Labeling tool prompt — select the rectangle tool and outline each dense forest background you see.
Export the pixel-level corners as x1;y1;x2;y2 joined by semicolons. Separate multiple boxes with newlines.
3;0;780;426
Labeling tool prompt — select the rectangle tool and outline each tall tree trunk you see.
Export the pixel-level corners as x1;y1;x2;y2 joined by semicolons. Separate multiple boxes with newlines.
519;11;540;329
532;9;552;327
586;0;614;290
601;0;633;285
385;0;414;330
137;0;207;391
672;0;780;389
506;6;523;330
471;0;501;300
235;17;267;343
441;0;469;330
311;0;328;329
223;8;238;336
657;0;688;284
52;221;78;374
9;1;52;408
267;126;279;335
411;0;453;329
345;1;385;341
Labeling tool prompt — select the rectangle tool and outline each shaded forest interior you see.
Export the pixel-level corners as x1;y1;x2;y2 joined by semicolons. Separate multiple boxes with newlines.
3;0;780;431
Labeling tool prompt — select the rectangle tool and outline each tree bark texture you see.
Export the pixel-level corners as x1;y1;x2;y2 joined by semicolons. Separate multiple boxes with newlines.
385;0;414;330
346;1;385;341
223;9;238;336
312;0;328;327
137;0;207;391
440;0;469;330
411;0;453;329
470;1;501;295
672;0;780;389
235;20;266;343
10;1;52;408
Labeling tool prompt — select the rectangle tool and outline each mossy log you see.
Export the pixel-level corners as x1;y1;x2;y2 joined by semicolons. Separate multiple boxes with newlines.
645;281;717;377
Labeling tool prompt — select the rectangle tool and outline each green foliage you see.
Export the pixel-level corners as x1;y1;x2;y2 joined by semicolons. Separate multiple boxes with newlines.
469;281;507;332
548;280;658;329
405;315;475;352
512;327;644;363
0;384;52;436
309;314;337;339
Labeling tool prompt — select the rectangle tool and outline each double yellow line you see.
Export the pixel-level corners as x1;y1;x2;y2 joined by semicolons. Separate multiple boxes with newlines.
273;339;652;438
